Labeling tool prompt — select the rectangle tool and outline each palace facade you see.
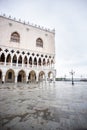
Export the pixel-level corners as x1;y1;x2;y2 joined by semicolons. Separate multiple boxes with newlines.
0;15;56;83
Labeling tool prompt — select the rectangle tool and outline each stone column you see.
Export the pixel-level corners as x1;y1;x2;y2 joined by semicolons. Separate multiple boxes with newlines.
15;75;17;83
22;57;24;67
16;58;18;67
37;63;38;69
11;57;12;66
2;74;5;83
4;56;6;66
36;76;38;83
26;75;29;83
36;72;39;83
32;58;34;68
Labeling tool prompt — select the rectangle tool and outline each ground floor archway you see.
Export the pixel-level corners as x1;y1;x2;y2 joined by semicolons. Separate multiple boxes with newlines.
0;68;55;83
17;70;26;83
39;71;45;81
48;71;53;81
28;70;36;82
5;69;15;83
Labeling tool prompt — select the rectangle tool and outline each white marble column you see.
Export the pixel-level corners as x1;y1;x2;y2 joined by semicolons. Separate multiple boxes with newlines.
26;75;29;83
4;57;6;66
15;75;17;83
11;57;12;66
53;70;56;83
22;58;24;67
16;58;18;67
2;75;5;83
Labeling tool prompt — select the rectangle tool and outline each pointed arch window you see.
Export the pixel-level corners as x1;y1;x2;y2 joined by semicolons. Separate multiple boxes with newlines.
6;54;11;63
0;53;5;62
11;32;20;42
34;57;37;65
36;38;43;48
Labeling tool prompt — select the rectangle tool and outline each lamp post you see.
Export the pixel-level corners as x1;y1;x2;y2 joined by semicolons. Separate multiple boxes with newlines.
70;70;75;85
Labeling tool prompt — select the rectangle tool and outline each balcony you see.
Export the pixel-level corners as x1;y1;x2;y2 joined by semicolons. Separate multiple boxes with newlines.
0;62;54;70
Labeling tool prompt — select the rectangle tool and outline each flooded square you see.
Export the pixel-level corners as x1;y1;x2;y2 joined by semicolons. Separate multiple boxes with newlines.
0;81;87;130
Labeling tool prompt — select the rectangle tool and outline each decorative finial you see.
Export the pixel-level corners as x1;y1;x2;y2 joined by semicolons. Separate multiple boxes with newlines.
19;19;21;22
3;13;6;17
9;15;11;18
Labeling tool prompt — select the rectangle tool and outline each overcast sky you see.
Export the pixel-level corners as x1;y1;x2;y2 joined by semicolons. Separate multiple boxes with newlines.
0;0;87;78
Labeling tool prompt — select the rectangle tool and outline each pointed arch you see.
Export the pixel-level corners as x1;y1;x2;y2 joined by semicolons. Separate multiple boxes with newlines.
11;32;20;42
28;70;36;82
17;70;26;82
39;71;45;81
29;57;32;65
18;55;22;64
43;58;46;65
34;57;37;65
36;38;43;48
47;59;50;65
6;54;11;63
0;53;5;63
5;69;15;83
12;54;17;63
38;58;41;66
48;71;53;79
24;56;27;64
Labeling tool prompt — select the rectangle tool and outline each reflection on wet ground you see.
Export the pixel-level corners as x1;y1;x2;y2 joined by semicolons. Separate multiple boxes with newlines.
0;81;87;130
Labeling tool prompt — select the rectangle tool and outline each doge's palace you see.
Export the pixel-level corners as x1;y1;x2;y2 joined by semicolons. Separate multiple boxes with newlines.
0;14;56;83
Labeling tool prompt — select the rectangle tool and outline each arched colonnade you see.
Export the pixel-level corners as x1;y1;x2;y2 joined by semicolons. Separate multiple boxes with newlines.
0;69;55;83
0;48;54;68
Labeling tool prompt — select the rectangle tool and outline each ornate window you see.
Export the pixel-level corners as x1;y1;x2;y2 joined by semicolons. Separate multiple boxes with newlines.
6;54;11;63
29;57;32;65
38;58;41;66
12;55;17;63
34;57;37;65
11;32;20;42
18;55;22;64
36;38;43;48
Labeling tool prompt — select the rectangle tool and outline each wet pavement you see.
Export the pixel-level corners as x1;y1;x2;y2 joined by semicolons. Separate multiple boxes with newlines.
0;81;87;130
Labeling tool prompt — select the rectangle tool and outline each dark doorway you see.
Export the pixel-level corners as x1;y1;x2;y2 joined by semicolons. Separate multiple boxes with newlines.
18;74;22;82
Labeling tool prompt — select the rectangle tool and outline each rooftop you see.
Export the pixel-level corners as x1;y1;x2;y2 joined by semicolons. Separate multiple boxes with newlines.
0;13;55;34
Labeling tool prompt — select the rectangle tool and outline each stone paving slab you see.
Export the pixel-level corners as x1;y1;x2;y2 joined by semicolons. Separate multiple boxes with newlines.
0;82;87;130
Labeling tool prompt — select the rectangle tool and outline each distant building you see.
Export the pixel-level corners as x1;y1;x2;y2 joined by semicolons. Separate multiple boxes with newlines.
0;15;56;83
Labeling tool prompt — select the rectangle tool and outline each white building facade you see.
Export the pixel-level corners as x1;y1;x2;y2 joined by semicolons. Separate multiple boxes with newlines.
0;15;56;83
